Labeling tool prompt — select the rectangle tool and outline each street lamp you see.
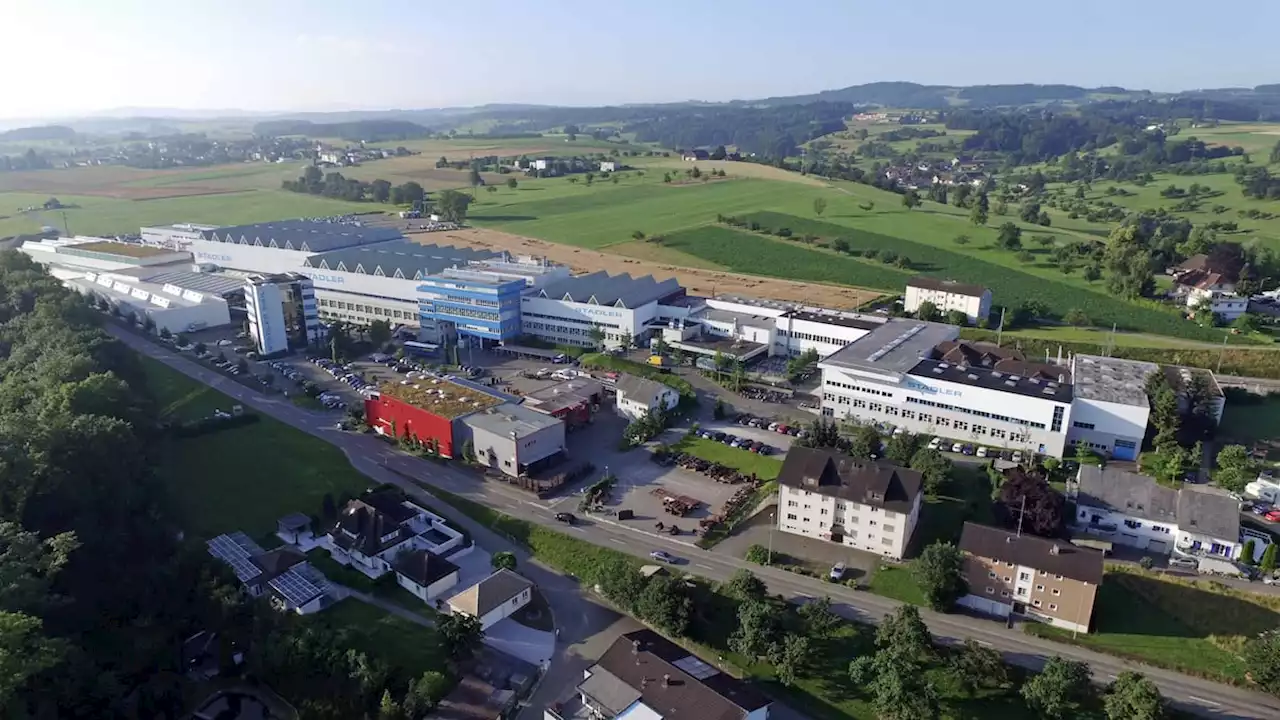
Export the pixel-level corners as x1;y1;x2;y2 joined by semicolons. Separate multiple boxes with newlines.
768;511;776;565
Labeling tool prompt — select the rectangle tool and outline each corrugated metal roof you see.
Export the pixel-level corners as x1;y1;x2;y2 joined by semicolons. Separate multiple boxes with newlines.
304;240;498;280
203;220;402;253
537;271;681;308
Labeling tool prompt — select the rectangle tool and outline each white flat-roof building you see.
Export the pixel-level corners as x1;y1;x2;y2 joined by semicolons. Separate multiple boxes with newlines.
458;403;566;477
20;236;191;273
702;295;884;358
1066;355;1157;462
904;277;992;324
819;320;1074;458
244;273;320;355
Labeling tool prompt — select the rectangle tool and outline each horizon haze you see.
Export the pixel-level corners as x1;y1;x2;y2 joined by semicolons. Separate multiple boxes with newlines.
6;0;1280;120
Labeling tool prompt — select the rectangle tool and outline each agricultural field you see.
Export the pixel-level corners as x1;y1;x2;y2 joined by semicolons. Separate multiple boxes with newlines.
1181;122;1280;155
0;188;376;239
353;134;626;160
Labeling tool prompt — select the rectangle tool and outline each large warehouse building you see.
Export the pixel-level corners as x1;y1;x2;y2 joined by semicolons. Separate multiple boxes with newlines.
520;271;689;349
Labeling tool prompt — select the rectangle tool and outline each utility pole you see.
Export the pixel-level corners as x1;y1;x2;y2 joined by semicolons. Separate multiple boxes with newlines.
61;211;70;237
996;307;1006;347
1015;495;1026;538
1217;334;1228;373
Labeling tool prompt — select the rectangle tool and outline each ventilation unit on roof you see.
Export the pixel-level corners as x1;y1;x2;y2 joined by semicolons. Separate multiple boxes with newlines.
968;374;979;380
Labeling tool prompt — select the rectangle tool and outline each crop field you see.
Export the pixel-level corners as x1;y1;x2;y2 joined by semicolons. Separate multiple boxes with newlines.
1180;122;1280;154
734;211;1225;340
0;189;375;238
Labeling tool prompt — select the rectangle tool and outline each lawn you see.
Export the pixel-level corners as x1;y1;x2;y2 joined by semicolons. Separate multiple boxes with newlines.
671;435;783;480
139;355;372;538
318;599;445;677
1023;571;1258;685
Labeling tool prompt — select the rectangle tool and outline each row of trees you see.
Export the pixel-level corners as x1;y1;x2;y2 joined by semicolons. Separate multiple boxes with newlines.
281;164;427;205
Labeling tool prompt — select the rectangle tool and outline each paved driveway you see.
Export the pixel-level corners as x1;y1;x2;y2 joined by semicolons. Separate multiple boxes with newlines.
484;617;556;666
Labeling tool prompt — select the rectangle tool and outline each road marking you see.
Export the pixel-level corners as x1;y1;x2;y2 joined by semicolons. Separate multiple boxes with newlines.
974;640;993;647
608;538;625;545
695;563;713;569
1186;696;1221;707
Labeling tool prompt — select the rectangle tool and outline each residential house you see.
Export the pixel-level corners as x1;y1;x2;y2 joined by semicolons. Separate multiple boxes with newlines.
903;277;992;324
599;161;617;172
957;522;1104;634
1172;255;1243;318
447;569;534;630
681;149;709;161
393;548;461;602
613;373;680;420
326;490;465;578
775;446;923;559
1071;465;1242;559
206;532;331;614
574;629;772;720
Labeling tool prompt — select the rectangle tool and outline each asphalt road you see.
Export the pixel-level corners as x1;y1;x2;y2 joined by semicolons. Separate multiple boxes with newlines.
116;328;1280;720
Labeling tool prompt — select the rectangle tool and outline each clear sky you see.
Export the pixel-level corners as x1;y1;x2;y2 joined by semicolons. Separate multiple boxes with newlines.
6;0;1278;118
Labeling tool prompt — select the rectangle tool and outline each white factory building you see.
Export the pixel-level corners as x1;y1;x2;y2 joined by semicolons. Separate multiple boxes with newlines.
68;270;232;334
818;320;1075;458
695;295;884;358
1064;355;1157;461
903;277;992;324
519;271;690;349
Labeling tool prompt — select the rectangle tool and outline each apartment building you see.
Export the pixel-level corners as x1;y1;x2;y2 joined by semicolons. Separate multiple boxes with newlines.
776;446;923;559
904;277;992;324
957;522;1104;634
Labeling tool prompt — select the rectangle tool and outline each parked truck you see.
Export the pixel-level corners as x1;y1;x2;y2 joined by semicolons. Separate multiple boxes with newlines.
647;354;674;370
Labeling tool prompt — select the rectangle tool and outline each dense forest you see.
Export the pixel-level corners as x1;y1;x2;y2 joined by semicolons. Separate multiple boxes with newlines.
0;125;77;142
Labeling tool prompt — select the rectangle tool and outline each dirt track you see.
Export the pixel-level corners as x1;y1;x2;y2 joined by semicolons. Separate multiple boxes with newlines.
409;226;882;308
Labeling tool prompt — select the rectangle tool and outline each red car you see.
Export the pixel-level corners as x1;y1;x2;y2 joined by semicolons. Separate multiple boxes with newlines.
1265;510;1280;523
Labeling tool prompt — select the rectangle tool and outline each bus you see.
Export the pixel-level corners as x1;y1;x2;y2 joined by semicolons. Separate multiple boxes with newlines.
403;341;440;358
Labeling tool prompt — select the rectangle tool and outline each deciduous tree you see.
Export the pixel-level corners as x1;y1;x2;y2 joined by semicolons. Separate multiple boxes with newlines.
491;551;517;571
913;542;966;611
950;639;1009;695
1021;657;1093;720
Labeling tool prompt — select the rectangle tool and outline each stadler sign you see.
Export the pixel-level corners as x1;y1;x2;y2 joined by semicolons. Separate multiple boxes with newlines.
196;252;232;263
904;378;962;398
307;273;345;285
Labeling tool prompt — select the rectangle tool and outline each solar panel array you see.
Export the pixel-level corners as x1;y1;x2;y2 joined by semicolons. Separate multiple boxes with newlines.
207;532;265;582
673;654;719;680
866;323;927;363
269;568;324;608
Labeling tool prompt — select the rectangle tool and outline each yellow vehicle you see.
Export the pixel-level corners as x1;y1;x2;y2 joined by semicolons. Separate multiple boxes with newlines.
647;354;673;369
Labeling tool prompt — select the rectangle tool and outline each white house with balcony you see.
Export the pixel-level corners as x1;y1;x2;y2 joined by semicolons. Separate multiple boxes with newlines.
1071;465;1241;560
776;446;923;560
325;490;465;578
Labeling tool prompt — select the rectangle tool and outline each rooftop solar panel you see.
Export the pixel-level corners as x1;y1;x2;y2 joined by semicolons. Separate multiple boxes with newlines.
269;568;324;607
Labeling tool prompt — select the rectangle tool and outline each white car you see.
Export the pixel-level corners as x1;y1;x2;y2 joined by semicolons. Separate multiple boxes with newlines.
1012;451;1024;464
927;437;942;450
951;443;964;453
649;550;677;564
216;339;233;346
976;447;988;458
829;562;846;581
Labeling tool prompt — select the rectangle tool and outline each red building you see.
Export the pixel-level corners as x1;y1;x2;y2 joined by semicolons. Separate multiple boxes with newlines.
365;379;505;458
522;378;604;429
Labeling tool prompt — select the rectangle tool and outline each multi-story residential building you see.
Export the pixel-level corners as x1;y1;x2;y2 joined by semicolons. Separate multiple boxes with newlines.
818;321;1074;458
776;446;923;559
957;522;1104;634
903;277;992;324
613;374;680;420
1071;465;1242;559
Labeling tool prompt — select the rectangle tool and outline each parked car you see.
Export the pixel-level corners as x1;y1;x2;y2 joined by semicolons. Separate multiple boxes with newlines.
554;512;576;525
927;437;942;450
1265;510;1280;523
976;446;989;458
829;563;846;581
758;444;774;455
951;443;964;453
1169;556;1199;570
649;550;677;563
1252;503;1273;516
776;424;789;434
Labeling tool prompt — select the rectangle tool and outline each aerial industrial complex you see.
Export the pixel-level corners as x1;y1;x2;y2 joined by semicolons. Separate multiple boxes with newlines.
20;217;1226;461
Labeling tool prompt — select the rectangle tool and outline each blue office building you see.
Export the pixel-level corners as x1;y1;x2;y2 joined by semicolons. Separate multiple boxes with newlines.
418;268;525;344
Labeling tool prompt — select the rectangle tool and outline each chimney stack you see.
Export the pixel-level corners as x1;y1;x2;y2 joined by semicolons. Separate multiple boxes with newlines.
1050;544;1061;555
632;640;640;655
641;677;650;688
662;674;670;688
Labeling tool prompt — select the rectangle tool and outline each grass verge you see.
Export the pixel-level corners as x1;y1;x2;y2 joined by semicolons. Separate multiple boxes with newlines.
319;599;444;676
671;434;783;480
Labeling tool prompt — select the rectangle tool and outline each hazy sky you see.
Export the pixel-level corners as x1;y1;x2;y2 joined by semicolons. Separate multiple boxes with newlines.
7;0;1279;118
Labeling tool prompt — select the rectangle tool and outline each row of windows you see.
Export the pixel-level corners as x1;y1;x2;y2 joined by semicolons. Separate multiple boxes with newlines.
826;393;1030;442
827;380;893;398
782;519;894;547
430;305;500;323
983;586;1060;611
779;329;848;347
316;299;414;319
905;396;1048;431
1072;421;1095;430
522;310;621;331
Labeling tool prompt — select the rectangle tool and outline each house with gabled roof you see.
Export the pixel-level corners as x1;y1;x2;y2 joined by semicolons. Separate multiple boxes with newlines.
206;531;332;614
775;447;923;559
325;489;466;578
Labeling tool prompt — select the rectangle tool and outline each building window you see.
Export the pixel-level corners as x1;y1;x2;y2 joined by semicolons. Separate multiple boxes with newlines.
1003;576;1011;583
883;524;895;533
988;571;996;579
787;500;798;507
1055;575;1063;581
820;509;828;515
1016;587;1027;596
1006;561;1015;567
881;537;892;546
1072;421;1095;430
786;514;797;520
1049;604;1058;612
1001;590;1010;597
1052;589;1060;596
1019;572;1031;581
985;586;994;595
1033;599;1042;608
1036;584;1044;592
